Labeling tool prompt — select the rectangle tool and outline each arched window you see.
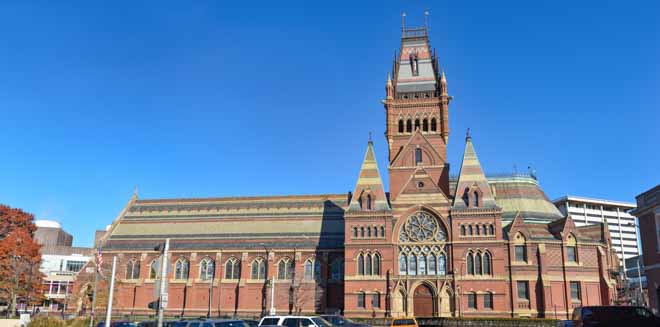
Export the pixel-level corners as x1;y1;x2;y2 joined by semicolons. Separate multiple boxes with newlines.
398;120;404;133
460;225;466;236
251;258;266;280
367;226;372;237
514;233;528;262
365;254;373;275
406;119;412;133
567;234;578;263
476;225;481;235
199;257;215;281
126;259;140;280
422;119;429;132
304;258;321;281
475;253;482;275
419;255;427;275
366;195;372;210
438;253;446;275
473;191;479;207
372;292;381;308
489;225;495;235
357;253;365;276
428;255;436;275
484;292;494;309
399;254;407;275
483;252;492;275
414;119;420;131
224;258;240;280
380;226;385;238
353;227;358;238
408;254;417;275
277;258;293;280
330;259;344;281
174;257;189;280
431;118;437;132
468;225;473;235
415;148;422;165
357;292;366;308
149;258;159;279
482;225;488;235
360;227;365;238
373;253;381;275
467;253;474;275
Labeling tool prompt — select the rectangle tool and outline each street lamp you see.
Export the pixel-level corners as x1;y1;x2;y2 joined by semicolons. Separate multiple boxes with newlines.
626;222;645;306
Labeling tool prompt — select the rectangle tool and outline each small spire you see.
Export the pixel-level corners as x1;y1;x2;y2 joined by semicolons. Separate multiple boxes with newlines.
132;186;139;199
441;70;447;82
387;72;392;86
401;12;407;31
368;131;373;144
424;9;430;30
466;128;471;141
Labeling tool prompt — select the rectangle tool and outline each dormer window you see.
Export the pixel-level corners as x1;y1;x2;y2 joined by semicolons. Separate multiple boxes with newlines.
473;191;479;207
415;148;422;165
366;194;372;210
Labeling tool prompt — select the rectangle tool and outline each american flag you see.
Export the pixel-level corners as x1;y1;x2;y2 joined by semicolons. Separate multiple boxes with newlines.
96;247;103;274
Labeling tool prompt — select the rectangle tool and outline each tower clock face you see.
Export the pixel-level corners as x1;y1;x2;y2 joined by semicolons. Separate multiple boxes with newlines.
400;211;447;243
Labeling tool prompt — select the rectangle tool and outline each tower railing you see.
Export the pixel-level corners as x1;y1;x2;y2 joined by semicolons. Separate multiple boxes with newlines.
402;27;427;38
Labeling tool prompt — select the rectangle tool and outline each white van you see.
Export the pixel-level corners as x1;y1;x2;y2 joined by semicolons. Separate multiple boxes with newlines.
258;316;332;327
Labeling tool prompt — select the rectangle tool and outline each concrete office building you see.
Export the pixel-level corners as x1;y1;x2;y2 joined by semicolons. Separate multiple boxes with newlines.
554;196;639;267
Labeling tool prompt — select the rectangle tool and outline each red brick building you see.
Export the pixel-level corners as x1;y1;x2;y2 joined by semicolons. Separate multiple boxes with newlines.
75;22;618;319
632;185;660;313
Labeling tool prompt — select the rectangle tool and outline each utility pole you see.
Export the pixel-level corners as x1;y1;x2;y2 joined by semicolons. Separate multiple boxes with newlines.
105;256;117;326
637;259;644;306
157;239;170;327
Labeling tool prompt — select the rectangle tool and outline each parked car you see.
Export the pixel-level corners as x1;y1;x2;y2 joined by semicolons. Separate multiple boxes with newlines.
183;319;251;327
96;322;139;327
319;315;369;327
258;316;332;327
389;318;417;327
243;320;260;327
572;306;660;327
163;322;190;327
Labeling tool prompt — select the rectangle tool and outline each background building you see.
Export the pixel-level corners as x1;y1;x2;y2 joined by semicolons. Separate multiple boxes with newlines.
34;220;93;312
631;185;660;313
553;196;639;267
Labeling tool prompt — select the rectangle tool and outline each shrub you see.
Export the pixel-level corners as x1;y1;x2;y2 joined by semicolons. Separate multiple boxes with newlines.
28;316;66;327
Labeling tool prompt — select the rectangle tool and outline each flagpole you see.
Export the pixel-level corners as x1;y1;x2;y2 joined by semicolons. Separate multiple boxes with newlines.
105;256;117;326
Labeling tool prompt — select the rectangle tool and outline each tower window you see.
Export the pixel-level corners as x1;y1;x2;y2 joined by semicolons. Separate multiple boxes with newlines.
422;119;428;132
398;120;404;133
406;120;412;133
414;119;420;131
431;118;437;132
366;194;372;210
473;191;479;207
415;148;422;165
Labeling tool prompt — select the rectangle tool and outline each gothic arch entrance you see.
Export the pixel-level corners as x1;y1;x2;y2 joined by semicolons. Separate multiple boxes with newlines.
413;284;434;317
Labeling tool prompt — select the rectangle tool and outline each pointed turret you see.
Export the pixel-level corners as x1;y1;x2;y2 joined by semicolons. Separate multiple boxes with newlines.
348;140;390;212
452;132;497;208
386;73;394;100
440;70;447;96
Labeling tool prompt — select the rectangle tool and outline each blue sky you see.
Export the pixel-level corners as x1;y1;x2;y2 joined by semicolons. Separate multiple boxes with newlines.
0;1;657;247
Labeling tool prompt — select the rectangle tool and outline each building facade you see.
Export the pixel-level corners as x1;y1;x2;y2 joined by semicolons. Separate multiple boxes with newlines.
631;185;660;313
553;196;639;271
78;23;619;319
35;220;94;312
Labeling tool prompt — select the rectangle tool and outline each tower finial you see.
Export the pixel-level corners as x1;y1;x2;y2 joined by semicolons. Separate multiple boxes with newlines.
368;131;373;143
424;9;430;30
133;185;139;199
466;128;471;141
401;12;407;32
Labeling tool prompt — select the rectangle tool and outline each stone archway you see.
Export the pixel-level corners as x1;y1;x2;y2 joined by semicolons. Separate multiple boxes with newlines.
413;284;434;317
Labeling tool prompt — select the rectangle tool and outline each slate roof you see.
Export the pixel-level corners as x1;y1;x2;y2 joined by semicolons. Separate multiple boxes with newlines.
347;141;390;212
452;135;498;209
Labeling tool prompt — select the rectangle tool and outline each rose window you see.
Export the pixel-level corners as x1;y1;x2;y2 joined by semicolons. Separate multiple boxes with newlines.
399;211;447;243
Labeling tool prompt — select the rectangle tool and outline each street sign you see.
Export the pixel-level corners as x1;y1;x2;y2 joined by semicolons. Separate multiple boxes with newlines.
161;293;168;308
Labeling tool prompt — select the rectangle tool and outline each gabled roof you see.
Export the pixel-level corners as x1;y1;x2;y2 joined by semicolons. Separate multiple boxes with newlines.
347;141;390;212
452;135;497;209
